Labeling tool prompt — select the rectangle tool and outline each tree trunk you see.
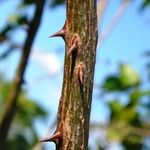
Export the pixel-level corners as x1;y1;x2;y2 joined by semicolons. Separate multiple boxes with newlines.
49;0;98;149
0;1;46;149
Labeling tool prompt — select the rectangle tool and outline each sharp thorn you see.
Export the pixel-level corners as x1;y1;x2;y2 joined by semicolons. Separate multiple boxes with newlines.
79;70;83;83
76;62;85;83
68;33;80;56
49;21;66;39
51;131;62;140
49;29;65;38
39;131;62;143
39;135;52;143
68;43;77;55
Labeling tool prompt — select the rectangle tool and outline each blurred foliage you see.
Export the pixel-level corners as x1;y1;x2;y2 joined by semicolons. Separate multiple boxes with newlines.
22;0;36;5
98;63;150;150
102;64;140;91
140;0;150;10
50;0;65;8
21;0;65;8
0;74;48;149
0;0;66;60
0;0;150;150
0;0;149;59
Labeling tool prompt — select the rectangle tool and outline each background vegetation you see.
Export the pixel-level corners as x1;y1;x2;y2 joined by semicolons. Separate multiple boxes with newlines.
0;0;150;149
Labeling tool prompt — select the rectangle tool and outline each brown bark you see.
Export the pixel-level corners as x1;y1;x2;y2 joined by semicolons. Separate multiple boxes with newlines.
54;0;98;149
0;1;46;148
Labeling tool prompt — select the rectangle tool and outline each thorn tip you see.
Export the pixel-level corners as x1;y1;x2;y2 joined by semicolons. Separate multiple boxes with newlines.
49;21;66;39
39;131;62;143
49;29;65;38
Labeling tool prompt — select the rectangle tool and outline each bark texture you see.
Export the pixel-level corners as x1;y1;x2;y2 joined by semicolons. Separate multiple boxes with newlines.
0;1;45;149
55;0;98;149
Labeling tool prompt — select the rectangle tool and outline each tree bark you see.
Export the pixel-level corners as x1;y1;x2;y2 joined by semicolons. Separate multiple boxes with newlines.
55;0;98;149
0;1;46;149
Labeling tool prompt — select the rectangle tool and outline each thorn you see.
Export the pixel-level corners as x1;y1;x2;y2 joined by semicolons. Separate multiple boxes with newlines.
76;62;85;83
39;131;62;143
68;34;79;55
49;29;65;38
49;22;66;39
68;43;77;55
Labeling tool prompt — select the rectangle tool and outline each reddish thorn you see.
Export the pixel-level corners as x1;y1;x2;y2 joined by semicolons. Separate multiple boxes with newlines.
68;43;77;55
79;69;83;83
76;62;85;83
49;22;66;39
68;34;79;55
49;29;65;38
39;135;52;143
39;131;62;143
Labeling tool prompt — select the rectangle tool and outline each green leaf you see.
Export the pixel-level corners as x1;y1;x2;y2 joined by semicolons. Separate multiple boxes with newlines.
102;76;122;91
128;89;150;107
119;64;141;88
102;64;141;92
140;0;150;10
7;133;31;150
108;100;124;118
0;73;48;148
9;14;28;26
0;72;48;128
16;95;48;126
